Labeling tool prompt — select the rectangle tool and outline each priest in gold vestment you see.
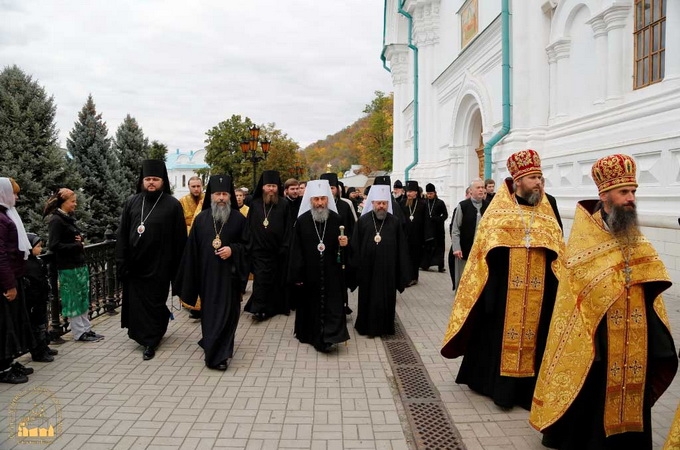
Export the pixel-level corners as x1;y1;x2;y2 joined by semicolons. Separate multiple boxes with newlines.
530;154;677;449
441;149;564;410
178;176;204;316
179;176;205;234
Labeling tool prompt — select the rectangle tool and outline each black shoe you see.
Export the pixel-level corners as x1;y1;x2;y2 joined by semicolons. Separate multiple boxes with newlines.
78;333;100;342
438;267;446;273
31;353;54;363
51;336;66;345
189;310;201;319
86;330;105;340
143;346;155;360
208;360;228;371
253;312;267;321
0;370;28;384
315;343;334;353
541;433;561;449
10;362;34;376
46;347;59;356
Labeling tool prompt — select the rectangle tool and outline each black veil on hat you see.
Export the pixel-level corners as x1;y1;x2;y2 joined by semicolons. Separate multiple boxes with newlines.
320;173;339;188
136;159;172;194
203;175;238;210
373;175;392;186
253;170;283;199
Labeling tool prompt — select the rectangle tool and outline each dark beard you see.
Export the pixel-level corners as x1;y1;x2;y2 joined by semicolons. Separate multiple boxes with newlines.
264;192;279;206
311;206;329;223
211;202;231;225
607;203;639;237
374;210;387;221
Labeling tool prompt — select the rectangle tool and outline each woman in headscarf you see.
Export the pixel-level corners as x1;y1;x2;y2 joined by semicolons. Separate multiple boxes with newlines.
44;188;104;343
0;177;35;383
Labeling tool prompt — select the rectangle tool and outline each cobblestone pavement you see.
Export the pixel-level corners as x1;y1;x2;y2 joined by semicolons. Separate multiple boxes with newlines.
1;269;678;449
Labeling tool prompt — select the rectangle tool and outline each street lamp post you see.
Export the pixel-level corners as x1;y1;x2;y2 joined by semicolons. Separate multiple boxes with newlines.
240;125;271;192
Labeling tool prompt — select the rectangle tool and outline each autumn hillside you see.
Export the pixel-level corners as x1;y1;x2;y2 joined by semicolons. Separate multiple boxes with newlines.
302;91;393;178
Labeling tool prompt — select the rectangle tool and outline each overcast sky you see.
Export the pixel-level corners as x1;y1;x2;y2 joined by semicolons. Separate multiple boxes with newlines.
0;0;393;151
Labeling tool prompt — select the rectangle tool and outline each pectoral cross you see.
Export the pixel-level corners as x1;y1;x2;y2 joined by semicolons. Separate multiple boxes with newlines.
524;230;531;249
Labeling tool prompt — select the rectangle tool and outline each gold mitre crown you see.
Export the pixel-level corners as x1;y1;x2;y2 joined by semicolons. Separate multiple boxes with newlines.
507;149;542;181
591;154;638;194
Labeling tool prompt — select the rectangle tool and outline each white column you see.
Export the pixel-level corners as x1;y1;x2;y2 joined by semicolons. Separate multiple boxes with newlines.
587;13;608;105
603;3;632;102
412;1;440;169
385;44;411;171
546;39;571;122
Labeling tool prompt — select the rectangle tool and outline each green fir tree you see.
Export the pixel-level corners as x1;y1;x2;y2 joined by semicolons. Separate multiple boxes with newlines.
0;65;82;237
67;95;126;242
114;114;149;195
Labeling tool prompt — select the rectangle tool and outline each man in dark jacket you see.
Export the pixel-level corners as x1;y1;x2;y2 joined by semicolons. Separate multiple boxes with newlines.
450;179;489;289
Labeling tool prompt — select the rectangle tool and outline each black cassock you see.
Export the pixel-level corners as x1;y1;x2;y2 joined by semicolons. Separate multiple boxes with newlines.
117;192;186;347
349;212;410;336
289;211;350;350
401;199;431;282
174;209;248;367
421;197;448;270
244;198;291;317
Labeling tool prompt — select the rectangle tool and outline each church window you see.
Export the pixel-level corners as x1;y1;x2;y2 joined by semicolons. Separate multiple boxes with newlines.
634;0;666;89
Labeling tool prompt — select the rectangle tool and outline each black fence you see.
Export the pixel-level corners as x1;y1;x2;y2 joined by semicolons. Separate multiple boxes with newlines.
41;239;122;340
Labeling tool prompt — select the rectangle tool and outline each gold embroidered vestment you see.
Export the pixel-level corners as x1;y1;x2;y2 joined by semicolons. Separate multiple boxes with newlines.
530;202;675;436
441;181;564;374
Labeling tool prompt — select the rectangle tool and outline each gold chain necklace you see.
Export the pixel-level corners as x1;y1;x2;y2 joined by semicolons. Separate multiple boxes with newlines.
263;203;273;228
371;211;386;244
212;217;227;250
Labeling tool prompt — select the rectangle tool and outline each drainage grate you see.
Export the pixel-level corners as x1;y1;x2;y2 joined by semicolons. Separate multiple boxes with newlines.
383;316;466;450
406;402;465;449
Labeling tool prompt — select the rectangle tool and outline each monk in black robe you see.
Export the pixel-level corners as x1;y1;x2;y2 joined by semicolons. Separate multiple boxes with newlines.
289;180;350;353
244;170;291;320
117;160;186;361
350;185;410;337
175;175;248;370
401;180;431;286
421;183;448;272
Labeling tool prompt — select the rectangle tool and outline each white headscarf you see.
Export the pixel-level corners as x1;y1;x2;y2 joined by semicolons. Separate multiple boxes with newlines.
361;184;394;216
0;178;31;259
297;179;338;218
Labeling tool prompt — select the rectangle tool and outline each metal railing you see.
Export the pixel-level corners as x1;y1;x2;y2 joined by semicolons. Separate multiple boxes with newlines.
41;239;122;340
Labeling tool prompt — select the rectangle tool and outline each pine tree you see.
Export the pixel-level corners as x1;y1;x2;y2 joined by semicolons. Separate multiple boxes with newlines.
114;114;149;194
67;95;126;242
148;140;168;161
0;65;82;237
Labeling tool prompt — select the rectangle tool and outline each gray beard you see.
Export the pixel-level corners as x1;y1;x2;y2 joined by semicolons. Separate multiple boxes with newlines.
607;204;639;237
211;202;231;225
518;188;542;206
311;206;329;223
264;192;279;206
374;210;387;221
